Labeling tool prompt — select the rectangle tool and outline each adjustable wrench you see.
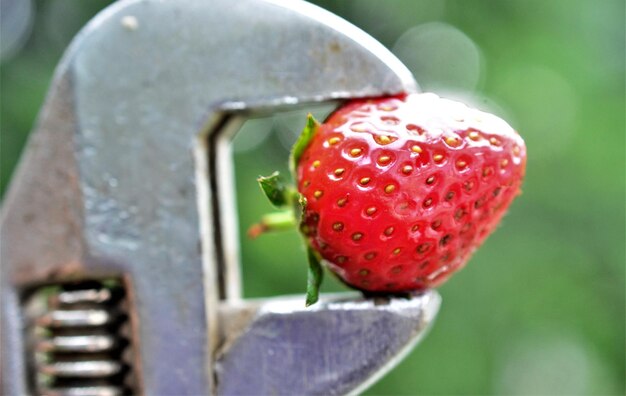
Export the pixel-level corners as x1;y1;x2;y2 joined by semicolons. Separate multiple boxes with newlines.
1;0;440;394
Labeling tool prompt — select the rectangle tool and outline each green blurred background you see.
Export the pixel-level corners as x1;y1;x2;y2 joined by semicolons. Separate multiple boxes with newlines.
1;0;624;394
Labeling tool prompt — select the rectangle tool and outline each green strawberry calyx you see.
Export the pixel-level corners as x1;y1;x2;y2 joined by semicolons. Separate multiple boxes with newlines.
248;114;324;306
290;114;319;177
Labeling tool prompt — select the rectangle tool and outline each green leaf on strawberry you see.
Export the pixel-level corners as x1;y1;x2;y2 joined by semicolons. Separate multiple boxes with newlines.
257;171;289;208
290;113;319;178
305;246;323;306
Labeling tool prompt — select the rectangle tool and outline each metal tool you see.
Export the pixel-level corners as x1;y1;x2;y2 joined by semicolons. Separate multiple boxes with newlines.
0;0;440;394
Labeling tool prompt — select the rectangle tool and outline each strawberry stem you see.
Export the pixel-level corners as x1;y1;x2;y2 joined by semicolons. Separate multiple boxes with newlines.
247;210;297;239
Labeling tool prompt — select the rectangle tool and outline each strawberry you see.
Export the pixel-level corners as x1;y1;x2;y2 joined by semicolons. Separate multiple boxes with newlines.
251;93;526;305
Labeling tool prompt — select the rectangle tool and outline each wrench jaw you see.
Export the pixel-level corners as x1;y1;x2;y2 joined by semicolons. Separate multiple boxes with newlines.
215;292;441;396
0;0;436;394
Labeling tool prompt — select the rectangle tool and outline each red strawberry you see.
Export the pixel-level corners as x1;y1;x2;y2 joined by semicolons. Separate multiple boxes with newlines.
251;93;526;305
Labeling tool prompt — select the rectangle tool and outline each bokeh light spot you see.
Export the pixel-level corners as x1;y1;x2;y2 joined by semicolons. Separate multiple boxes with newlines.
393;22;482;92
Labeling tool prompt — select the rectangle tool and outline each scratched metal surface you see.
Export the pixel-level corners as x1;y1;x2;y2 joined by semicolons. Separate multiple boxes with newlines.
0;0;420;394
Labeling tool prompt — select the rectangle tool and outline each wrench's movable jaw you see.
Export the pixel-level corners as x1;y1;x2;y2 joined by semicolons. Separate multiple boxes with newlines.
1;0;436;395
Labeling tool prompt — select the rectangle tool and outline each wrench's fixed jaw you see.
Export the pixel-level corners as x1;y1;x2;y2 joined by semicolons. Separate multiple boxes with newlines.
1;0;434;395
